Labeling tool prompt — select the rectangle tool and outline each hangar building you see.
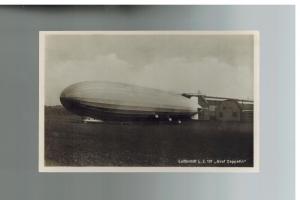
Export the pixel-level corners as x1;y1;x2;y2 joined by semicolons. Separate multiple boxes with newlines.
182;93;253;122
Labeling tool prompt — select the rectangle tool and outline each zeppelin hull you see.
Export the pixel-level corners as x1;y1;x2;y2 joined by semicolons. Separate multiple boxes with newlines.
60;81;200;122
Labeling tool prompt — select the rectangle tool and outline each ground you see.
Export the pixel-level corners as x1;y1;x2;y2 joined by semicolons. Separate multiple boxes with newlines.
44;106;253;167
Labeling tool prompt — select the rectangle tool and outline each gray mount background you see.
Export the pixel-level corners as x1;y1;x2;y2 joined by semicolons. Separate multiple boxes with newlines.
0;6;294;200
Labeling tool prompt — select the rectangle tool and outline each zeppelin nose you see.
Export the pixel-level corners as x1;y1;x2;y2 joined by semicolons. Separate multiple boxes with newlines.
60;86;70;99
60;87;69;103
60;94;71;110
60;82;81;100
60;86;77;110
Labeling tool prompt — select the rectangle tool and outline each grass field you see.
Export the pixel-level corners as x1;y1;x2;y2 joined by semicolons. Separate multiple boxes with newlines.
44;106;253;167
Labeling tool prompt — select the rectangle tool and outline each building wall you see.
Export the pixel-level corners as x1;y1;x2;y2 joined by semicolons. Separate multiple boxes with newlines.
241;111;253;122
216;100;241;121
192;96;253;122
198;108;210;120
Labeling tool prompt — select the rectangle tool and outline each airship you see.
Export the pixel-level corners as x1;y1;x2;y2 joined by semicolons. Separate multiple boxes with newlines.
60;81;201;123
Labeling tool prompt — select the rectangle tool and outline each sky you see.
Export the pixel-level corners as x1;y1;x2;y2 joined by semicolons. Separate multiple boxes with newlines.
44;32;255;106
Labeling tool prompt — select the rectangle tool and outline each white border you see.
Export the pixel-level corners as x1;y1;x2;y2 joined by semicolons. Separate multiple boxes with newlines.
39;31;260;173
295;4;298;200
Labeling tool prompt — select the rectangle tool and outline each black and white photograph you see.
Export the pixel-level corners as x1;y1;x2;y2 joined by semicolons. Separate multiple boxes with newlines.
39;31;259;172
